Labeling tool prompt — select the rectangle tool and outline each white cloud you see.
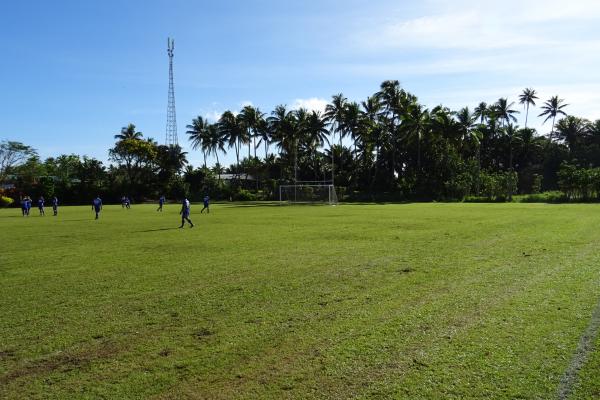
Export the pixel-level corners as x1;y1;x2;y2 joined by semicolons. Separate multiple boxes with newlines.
290;97;328;114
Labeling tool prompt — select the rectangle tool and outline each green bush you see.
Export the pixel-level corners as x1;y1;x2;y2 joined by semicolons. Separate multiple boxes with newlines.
0;196;14;207
518;191;567;203
234;189;256;201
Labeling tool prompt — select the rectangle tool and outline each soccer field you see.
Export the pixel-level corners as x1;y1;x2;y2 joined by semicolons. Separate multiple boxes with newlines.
2;203;600;399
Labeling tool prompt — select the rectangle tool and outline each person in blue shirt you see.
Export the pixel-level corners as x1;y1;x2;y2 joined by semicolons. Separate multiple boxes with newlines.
25;196;32;216
20;196;28;216
157;195;165;212
38;196;45;216
125;196;131;209
52;196;58;216
92;195;103;219
201;195;210;214
179;197;194;228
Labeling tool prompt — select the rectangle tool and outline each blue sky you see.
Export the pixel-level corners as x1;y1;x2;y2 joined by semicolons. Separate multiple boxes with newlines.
2;0;600;168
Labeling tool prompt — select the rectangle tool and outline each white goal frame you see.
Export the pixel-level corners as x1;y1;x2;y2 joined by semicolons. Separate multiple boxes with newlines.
279;184;338;205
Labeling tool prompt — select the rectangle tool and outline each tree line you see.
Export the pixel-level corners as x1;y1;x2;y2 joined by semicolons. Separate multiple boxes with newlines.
2;80;600;205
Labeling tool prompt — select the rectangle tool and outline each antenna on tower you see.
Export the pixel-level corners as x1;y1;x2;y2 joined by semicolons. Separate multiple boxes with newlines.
165;37;178;146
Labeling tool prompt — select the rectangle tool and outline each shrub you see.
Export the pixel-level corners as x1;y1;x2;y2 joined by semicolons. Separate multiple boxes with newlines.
0;195;14;207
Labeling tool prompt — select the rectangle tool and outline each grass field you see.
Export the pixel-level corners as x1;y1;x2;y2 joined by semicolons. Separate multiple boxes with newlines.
2;202;600;399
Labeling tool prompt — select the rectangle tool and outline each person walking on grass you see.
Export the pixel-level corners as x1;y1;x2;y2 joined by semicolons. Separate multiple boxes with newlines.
52;196;58;216
179;197;194;228
157;195;165;212
25;196;32;216
92;195;103;220
20;196;28;216
38;196;45;216
201;195;210;214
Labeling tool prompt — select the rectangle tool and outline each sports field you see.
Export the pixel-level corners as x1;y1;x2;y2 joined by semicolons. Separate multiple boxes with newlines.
1;203;600;399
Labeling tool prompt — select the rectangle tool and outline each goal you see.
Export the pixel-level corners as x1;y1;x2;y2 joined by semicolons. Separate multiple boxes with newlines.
279;184;338;205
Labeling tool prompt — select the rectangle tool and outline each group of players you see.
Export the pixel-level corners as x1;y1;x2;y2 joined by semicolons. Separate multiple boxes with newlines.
21;194;211;228
20;193;210;228
91;195;209;227
20;195;58;217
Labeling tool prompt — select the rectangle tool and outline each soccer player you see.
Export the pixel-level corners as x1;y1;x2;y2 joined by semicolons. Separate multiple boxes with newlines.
52;196;58;216
201;195;210;214
121;196;126;208
25;196;32;216
157;195;165;212
38;196;45;216
125;196;131;209
92;195;103;219
20;196;28;216
179;197;194;228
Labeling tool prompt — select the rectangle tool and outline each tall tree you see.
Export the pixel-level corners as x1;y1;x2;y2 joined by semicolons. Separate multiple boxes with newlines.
494;98;519;128
114;123;143;140
186;116;210;167
518;88;538;128
0;141;37;182
219;111;244;177
539;96;568;140
473;102;488;124
324;93;348;184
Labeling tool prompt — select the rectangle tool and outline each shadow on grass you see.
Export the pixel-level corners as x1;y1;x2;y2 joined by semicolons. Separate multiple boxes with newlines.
137;227;180;233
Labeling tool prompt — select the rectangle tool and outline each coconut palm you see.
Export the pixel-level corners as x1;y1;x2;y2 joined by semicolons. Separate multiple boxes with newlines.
404;102;429;170
254;116;271;159
268;105;298;181
219;111;244;176
494;98;519;128
304;111;330;179
186;116;210;167
324;93;348;184
206;123;226;180
239;105;265;159
114;123;143;140
539;96;568;140
518;88;538;128
473;102;488;124
555;116;589;151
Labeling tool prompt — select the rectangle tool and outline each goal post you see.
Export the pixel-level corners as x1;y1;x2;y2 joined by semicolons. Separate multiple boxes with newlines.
279;184;338;205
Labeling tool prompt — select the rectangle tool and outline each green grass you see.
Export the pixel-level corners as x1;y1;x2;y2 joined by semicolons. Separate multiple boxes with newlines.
1;203;600;399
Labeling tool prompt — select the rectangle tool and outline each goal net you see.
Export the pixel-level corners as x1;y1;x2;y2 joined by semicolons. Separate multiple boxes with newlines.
279;184;338;205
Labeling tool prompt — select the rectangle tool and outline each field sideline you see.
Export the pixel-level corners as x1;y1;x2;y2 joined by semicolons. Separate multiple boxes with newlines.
2;203;600;399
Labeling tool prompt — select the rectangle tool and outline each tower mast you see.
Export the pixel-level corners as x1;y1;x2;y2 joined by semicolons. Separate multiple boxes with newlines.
165;37;178;146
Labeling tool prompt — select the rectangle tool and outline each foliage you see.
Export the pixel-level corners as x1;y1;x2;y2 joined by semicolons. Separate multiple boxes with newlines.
9;82;600;203
0;194;14;207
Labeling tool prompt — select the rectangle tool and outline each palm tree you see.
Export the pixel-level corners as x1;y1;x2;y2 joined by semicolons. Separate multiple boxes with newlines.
555;116;589;151
376;80;405;182
268;105;297;181
186;116;210;167
342;102;361;153
304;111;330;180
404;102;429;170
503;124;519;201
206;123;226;180
518;88;538;128
115;123;143;140
494;98;519;128
219;111;244;176
255;116;271;159
473;102;488;124
239;105;265;159
539;96;568;140
324;93;348;184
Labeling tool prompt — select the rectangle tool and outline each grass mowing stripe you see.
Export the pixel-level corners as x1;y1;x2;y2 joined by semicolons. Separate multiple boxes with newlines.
557;292;600;400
